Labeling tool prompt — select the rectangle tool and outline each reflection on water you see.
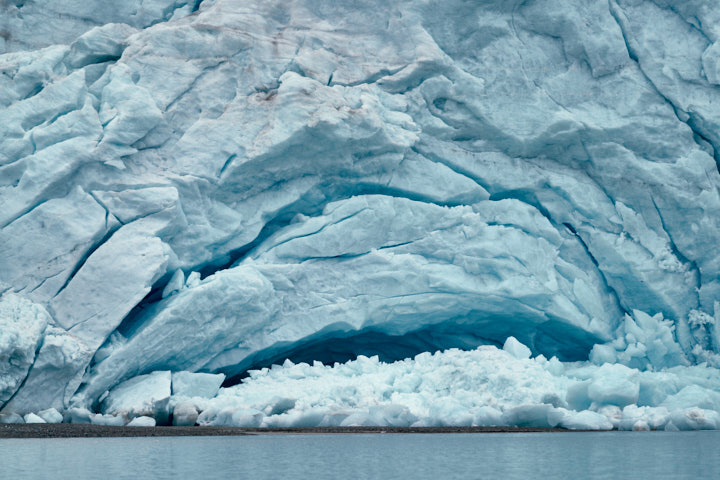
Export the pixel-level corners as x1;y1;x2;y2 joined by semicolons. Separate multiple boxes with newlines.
1;431;718;480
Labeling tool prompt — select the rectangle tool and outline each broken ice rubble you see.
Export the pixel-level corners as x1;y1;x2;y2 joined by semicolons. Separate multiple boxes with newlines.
34;339;720;431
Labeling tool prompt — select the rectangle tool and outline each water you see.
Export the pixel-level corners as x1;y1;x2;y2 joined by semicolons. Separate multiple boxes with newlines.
1;432;718;480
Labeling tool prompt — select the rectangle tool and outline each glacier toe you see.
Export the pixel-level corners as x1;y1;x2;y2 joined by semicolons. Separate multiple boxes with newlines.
2;0;720;428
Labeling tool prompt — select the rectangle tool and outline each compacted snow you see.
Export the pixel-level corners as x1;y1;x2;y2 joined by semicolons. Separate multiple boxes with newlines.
2;0;720;428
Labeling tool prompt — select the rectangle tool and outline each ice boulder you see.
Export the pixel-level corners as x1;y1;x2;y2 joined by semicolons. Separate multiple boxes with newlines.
0;413;24;424
66;407;93;424
197;408;263;428
586;364;639;407
23;413;46;424
89;413;126;427
171;371;225;399
503;337;532;360
667;409;720;431
501;404;562;429
127;416;157;427
618;405;670;431
558;410;614;431
660;385;720;412
101;371;171;424
37;408;63;424
172;402;199;427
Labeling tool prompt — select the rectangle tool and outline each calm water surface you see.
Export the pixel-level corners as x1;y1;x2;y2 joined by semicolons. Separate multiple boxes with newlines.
1;432;718;480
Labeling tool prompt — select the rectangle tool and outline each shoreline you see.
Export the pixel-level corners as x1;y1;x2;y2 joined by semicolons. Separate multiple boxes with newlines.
0;424;585;438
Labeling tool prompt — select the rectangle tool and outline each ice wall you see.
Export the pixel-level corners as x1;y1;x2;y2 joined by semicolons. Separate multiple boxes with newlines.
1;0;720;427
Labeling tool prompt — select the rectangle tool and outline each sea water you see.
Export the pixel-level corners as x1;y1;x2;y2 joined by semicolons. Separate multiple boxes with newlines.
1;432;718;480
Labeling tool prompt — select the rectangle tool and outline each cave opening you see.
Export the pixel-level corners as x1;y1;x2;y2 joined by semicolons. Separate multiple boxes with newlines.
220;319;601;388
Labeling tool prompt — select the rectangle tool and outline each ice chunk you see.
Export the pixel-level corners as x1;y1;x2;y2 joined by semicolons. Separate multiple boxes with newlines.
619;405;669;431
37;408;63;424
660;385;720;412
586;364;639;407
127;416;156;427
667;408;720;431
0;413;24;424
473;407;505;427
559;410;613;431
89;413;126;427
185;272;201;288
632;421;650;431
0;293;50;406
589;344;617;366
197;408;263;428
24;413;46;424
101;371;171;424
503;337;532;360
172;402;199;427
502;404;561;428
171;371;225;399
66;408;93;424
2;326;93;415
162;270;185;299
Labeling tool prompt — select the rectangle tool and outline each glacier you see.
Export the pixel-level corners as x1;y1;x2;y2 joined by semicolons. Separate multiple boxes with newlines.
1;0;720;430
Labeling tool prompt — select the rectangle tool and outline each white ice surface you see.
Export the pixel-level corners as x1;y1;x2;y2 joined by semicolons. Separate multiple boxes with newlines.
1;0;720;426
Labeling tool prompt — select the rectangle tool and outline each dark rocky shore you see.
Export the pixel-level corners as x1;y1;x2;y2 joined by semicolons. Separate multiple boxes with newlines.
0;424;575;438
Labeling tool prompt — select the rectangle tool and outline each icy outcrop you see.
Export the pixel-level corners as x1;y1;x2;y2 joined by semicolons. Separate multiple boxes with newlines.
2;0;720;427
0;293;49;404
2;326;92;415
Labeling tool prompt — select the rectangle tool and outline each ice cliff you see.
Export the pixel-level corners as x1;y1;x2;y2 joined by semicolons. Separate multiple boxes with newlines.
2;0;720;429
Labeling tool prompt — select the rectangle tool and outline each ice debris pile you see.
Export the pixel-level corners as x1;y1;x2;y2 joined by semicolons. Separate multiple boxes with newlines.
2;0;720;429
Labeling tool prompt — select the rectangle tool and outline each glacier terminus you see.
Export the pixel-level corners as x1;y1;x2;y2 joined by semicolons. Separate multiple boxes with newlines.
2;0;720;430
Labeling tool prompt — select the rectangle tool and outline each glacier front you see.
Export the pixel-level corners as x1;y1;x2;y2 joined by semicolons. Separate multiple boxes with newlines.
2;0;720;429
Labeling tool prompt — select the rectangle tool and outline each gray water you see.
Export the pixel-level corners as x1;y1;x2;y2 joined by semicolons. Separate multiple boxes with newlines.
0;432;718;480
